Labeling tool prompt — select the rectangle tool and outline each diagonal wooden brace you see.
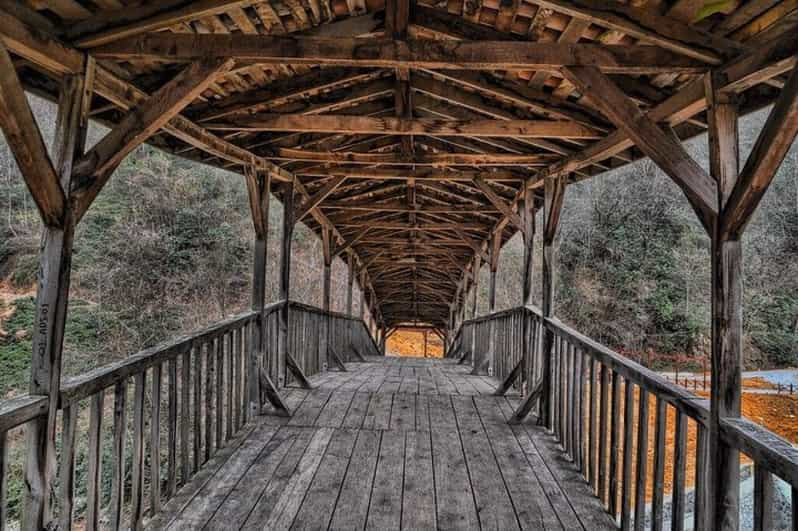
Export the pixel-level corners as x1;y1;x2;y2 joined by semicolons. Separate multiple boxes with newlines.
349;343;367;362
285;352;312;389
328;347;348;372
508;378;545;424
493;358;523;396
259;368;291;417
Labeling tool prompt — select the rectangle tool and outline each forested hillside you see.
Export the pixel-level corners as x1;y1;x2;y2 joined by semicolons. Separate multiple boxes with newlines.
1;96;797;400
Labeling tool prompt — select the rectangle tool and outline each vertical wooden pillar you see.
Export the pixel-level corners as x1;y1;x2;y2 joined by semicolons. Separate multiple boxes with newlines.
320;226;332;368
539;176;565;428
423;330;428;358
471;254;481;319
245;166;270;415
707;81;741;531
521;184;536;390
486;232;500;375
346;252;354;316
359;270;366;320
277;179;295;387
21;72;89;531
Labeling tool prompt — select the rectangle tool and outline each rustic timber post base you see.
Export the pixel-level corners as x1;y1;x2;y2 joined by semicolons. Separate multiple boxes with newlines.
285;352;313;389
508;379;545;424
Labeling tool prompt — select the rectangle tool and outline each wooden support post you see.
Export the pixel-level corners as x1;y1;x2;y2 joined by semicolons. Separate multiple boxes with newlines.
471;254;481;320
423;330;428;358
20;72;87;531
278;179;295;388
486;232;500;376
512;176;564;426
521;184;536;393
320;226;332;369
359;269;366;321
706;76;741;531
346;252;354;316
245;167;289;416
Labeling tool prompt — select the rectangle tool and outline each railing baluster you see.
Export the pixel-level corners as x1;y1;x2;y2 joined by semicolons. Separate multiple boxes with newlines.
609;370;621;519
86;390;104;531
588;357;597;490
205;341;213;462
671;409;687;531
193;343;202;472
634;389;649;531
754;465;773;531
110;380;127;530
167;357;178;498
694;422;708;530
226;332;233;441
0;431;6;531
131;371;146;530
621;379;634;530
215;336;223;449
651;397;667;531
576;348;585;472
58;403;77;531
598;363;609;506
151;362;162;514
180;349;190;484
233;328;241;432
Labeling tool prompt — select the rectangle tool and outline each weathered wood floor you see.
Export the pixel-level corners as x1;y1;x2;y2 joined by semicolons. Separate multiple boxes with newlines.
150;357;616;530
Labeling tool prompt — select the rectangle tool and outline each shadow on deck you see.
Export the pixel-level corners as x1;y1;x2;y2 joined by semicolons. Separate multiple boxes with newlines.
149;357;615;530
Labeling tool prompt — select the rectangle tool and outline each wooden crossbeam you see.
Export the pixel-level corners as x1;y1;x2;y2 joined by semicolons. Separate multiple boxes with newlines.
722;64;798;239
71;58;234;220
562;66;719;226
333;227;370;257
322;201;499;213
268;148;557;166
293;176;346;223
0;41;65;227
91;35;707;74
472;177;524;233
207;114;601;138
295;167;523;181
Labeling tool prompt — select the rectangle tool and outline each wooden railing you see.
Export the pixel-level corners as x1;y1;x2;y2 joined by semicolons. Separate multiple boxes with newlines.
57;310;259;530
459;305;798;529
0;299;378;529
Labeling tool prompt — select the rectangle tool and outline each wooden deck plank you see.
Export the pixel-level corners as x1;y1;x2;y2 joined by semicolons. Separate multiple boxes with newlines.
389;392;416;431
204;427;299;529
329;430;382;530
431;425;480;530
341;391;371;428
366;429;405;530
452;395;520;530
290;428;358;530
241;428;316;529
314;390;355;428
415;394;431;431
402;430;437;530
264;427;335;529
288;389;332;426
362;392;393;430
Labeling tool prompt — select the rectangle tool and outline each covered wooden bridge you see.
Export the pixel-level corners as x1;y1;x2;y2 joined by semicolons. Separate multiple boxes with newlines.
0;0;797;529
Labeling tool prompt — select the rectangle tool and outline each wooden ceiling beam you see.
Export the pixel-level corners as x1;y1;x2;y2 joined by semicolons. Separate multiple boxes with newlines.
91;35;708;74
207;114;601;139
322;201;500;213
267;148;556;166
295;167;523;181
293;176;347;223
472;177;525;233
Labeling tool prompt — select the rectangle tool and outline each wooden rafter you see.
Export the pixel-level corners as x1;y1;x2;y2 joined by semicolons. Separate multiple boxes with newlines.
293;176;347;223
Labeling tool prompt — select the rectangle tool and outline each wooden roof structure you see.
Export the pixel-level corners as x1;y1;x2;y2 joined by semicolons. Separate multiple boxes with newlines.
2;0;798;329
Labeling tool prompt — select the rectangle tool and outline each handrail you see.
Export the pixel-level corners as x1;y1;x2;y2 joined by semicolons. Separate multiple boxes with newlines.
287;300;364;322
0;394;48;433
59;310;259;405
544;316;710;427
